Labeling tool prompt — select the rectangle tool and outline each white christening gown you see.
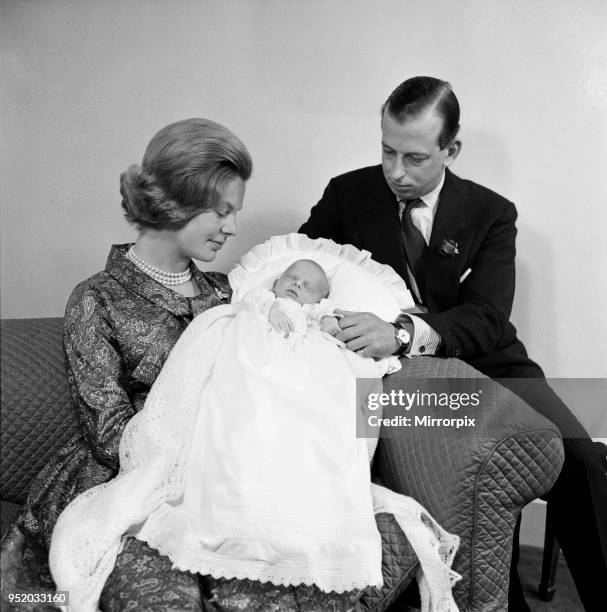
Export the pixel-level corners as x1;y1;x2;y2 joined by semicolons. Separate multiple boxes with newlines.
50;297;460;612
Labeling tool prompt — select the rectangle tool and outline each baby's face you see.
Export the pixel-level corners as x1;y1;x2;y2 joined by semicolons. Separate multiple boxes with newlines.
273;260;329;305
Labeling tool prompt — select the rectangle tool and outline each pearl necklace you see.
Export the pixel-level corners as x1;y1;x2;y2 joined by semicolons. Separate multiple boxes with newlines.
126;246;193;286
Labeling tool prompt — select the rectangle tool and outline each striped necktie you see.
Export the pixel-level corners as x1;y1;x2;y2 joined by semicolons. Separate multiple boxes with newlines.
400;198;427;296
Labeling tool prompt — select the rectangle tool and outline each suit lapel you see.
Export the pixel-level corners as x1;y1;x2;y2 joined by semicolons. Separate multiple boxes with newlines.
349;167;473;308
424;169;470;307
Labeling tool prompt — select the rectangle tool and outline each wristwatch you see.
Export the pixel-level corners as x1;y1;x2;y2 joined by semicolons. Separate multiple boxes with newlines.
392;323;411;357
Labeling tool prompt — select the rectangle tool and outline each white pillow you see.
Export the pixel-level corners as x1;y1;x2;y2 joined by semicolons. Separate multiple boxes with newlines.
228;234;413;322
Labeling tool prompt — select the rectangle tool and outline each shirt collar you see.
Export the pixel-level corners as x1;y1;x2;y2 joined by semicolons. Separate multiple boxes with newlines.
418;171;445;211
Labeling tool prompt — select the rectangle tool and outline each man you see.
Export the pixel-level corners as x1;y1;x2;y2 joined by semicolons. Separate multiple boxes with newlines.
299;76;606;611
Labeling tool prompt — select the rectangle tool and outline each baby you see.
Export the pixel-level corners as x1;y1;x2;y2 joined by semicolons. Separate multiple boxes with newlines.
267;258;341;337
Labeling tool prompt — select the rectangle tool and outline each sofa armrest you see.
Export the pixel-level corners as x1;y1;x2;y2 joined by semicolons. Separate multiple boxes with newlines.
1;318;78;505
374;357;564;612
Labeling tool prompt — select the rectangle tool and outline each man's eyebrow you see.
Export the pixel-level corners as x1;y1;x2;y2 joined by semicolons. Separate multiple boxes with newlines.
381;142;427;157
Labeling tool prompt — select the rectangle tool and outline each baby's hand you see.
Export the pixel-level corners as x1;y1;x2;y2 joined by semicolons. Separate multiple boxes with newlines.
320;315;341;336
269;302;295;337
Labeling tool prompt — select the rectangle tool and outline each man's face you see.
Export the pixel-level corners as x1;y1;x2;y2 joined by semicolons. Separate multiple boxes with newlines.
381;109;458;200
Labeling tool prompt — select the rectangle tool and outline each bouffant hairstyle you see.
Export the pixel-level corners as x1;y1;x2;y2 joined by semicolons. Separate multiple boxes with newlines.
120;118;252;230
382;76;460;149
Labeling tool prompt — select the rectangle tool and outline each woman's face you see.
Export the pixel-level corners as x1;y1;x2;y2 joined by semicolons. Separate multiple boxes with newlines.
175;177;246;262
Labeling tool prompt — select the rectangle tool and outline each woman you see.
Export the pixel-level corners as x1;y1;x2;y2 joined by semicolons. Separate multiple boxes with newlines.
2;118;243;610
1;118;365;611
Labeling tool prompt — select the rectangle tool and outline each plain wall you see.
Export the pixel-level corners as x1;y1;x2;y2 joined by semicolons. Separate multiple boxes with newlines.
2;0;607;390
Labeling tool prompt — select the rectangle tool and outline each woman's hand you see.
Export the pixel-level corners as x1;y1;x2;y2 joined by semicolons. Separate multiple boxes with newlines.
269;302;295;337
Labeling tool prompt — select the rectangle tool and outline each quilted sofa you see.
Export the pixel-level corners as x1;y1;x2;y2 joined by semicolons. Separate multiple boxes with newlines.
1;318;564;611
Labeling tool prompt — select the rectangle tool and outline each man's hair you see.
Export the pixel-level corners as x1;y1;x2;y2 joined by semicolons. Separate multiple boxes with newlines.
382;76;460;149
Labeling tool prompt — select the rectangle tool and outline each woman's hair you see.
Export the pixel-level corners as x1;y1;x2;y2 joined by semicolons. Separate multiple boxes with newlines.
120;118;252;230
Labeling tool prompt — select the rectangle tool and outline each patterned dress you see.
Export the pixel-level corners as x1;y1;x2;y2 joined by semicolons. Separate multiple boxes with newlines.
0;244;360;612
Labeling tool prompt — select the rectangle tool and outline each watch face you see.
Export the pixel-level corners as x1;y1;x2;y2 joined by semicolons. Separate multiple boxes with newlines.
397;328;410;344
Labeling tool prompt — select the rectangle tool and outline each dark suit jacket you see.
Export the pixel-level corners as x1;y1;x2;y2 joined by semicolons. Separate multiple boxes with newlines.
299;165;542;378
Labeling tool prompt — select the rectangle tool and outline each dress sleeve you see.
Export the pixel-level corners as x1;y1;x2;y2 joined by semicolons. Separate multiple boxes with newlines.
63;283;136;471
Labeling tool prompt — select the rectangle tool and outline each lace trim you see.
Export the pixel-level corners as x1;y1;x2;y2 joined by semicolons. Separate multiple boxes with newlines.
139;532;383;594
371;484;460;612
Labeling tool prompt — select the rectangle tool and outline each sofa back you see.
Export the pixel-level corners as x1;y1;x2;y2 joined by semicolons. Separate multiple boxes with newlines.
1;318;79;504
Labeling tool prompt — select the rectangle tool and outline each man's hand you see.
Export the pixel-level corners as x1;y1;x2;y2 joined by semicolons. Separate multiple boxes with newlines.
334;309;399;358
269;302;294;337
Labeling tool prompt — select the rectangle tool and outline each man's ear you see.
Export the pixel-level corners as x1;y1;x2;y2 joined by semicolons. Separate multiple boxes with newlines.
444;139;462;168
